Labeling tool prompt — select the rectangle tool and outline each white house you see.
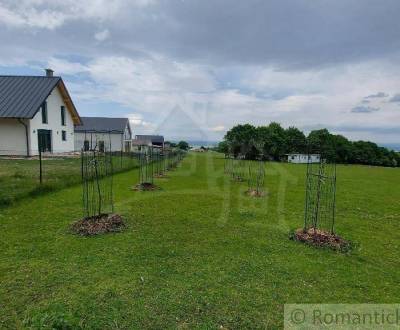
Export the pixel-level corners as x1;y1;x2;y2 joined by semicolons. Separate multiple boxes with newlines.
74;117;132;152
287;153;321;164
0;69;81;156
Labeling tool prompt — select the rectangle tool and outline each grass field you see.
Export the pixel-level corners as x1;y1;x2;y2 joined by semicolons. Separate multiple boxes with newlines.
0;152;399;328
0;155;138;207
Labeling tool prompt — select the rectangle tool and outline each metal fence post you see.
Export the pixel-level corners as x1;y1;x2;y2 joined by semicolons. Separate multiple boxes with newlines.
39;135;43;184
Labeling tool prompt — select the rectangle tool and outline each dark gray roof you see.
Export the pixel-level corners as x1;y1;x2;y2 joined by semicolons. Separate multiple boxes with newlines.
75;117;130;134
135;135;164;143
0;76;61;118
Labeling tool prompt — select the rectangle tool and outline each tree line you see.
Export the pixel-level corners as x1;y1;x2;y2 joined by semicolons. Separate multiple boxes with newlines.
166;141;190;151
217;123;400;167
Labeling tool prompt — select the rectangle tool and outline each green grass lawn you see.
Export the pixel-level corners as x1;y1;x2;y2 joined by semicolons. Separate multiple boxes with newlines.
0;152;399;329
0;155;138;207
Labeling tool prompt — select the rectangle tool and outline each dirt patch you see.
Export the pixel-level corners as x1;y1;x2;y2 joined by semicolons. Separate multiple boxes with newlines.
290;228;352;253
132;182;160;191
71;213;125;236
245;189;265;197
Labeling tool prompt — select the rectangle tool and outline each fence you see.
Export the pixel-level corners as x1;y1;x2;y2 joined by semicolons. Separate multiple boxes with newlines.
0;149;136;207
0;146;187;207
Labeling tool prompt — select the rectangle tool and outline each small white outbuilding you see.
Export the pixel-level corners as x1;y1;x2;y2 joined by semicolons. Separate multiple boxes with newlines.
287;153;321;164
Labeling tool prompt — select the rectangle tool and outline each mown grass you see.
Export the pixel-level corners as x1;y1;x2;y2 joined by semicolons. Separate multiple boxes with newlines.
0;152;399;329
0;156;138;207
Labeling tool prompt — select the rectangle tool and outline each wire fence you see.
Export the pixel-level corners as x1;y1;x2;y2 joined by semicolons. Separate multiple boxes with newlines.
0;143;188;207
0;145;182;207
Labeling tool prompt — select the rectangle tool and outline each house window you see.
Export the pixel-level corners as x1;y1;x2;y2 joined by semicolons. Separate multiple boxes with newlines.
62;130;67;141
84;140;90;151
61;106;66;126
41;102;48;124
98;141;105;152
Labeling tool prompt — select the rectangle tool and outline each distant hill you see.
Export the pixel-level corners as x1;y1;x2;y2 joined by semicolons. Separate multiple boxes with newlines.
186;140;219;148
379;143;400;152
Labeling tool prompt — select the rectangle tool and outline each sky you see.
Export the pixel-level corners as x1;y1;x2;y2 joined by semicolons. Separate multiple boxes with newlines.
0;0;399;143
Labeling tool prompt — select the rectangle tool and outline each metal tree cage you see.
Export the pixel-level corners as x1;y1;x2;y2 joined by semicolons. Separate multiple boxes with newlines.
81;145;114;218
304;157;337;233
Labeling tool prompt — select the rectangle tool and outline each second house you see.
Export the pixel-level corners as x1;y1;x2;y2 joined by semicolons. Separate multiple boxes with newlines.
74;117;132;152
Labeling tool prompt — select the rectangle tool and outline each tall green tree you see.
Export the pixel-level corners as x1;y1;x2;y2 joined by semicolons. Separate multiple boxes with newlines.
216;141;229;154
267;122;287;160
307;129;336;161
224;124;257;158
285;127;307;153
177;141;190;151
332;134;352;163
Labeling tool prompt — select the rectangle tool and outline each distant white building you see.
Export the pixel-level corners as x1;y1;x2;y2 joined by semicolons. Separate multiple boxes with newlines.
0;69;81;156
287;153;320;164
131;135;164;151
74;117;132;152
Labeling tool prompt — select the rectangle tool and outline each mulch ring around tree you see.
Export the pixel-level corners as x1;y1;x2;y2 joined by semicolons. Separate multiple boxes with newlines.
131;182;160;191
289;228;353;253
71;213;125;236
245;189;265;197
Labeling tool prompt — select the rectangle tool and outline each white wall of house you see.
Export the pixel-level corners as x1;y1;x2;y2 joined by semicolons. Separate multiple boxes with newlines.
0;118;28;155
74;132;124;152
288;154;321;164
28;87;75;155
124;124;131;140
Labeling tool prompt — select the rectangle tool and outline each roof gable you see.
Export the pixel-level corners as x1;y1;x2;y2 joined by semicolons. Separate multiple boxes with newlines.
0;75;81;124
75;117;130;133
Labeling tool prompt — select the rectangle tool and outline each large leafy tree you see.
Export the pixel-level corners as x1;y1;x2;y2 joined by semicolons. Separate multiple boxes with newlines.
224;124;258;158
285;127;307;154
332;134;353;163
217;141;229;154
177;141;190;151
307;129;336;161
266;122;287;160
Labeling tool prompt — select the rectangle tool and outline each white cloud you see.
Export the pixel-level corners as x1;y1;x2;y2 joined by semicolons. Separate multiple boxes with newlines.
127;113;143;125
94;29;110;42
0;4;67;29
6;50;400;143
210;125;225;132
0;0;154;30
57;55;400;142
47;57;87;75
